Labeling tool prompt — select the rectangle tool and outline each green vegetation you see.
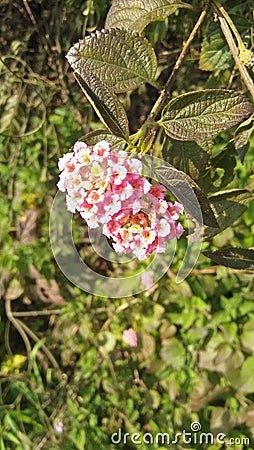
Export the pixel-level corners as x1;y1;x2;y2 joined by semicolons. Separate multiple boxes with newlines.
0;0;253;449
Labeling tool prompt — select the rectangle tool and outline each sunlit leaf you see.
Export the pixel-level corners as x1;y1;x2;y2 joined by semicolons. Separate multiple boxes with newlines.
156;165;219;227
159;90;253;140
203;247;254;270
66;28;157;92
105;0;190;33
75;72;129;139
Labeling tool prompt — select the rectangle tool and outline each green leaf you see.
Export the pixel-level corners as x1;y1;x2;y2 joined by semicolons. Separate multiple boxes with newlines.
74;72;129;139
203;189;251;239
80;129;127;150
239;357;254;393
162;137;210;180
241;319;254;352
210;143;236;189
156;165;219;227
160;338;185;369
199;15;251;72
159;90;253;141
105;0;190;33
234;114;254;162
199;22;233;71
66;29;157;93
203;248;254;270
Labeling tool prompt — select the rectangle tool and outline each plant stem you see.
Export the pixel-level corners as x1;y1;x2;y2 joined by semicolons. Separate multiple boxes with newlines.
147;0;212;122
212;1;254;99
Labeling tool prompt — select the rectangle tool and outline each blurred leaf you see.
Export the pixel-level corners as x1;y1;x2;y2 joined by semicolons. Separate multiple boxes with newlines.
239;357;254;393
241;319;254;352
69;427;86;450
203;248;254;270
162;137;210;180
67;29;157;92
214;342;233;365
156;165;219;227
75;72;129;139
140;333;156;360
98;331;116;353
159;90;253;140
234;114;254;162
190;377;228;412
105;0;190;33
221;322;238;343
160;338;185;369
210;407;236;434
5;278;24;301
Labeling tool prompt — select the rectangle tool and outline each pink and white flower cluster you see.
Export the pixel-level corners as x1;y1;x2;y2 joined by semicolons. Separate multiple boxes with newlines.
57;140;184;260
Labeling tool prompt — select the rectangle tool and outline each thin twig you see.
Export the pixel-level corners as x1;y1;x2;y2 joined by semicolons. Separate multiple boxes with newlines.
5;298;33;372
212;1;254;99
13;309;61;318
147;0;212;122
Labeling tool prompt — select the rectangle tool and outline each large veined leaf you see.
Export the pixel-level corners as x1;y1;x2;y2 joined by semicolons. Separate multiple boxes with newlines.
156;166;218;227
159;90;253;141
203;248;254;270
105;0;190;33
74;72;129;139
66;29;157;93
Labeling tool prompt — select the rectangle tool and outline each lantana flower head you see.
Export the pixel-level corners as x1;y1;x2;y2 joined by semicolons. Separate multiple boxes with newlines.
57;140;184;260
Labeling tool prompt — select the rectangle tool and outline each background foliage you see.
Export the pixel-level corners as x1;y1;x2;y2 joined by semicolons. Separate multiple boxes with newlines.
0;0;253;449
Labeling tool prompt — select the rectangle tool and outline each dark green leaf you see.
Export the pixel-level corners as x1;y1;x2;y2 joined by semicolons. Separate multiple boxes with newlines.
105;0;190;33
80;129;126;150
203;189;251;239
75;72;129;139
156;165;219;227
210;143;236;189
203;247;254;270
162;137;210;180
234;114;254;162
159;90;253;140
67;29;157;93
